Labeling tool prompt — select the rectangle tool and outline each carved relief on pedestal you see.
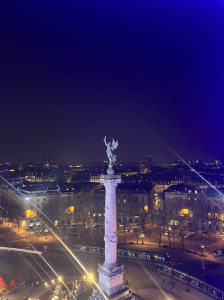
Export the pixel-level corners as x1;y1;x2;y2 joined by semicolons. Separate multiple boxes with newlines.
104;232;118;243
109;231;118;243
90;288;104;300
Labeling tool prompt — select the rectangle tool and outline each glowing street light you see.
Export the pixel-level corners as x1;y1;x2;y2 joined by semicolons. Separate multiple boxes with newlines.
88;274;93;281
200;244;204;255
84;273;94;282
140;233;145;245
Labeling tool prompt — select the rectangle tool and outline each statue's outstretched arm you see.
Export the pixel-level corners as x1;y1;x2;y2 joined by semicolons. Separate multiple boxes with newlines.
104;136;107;146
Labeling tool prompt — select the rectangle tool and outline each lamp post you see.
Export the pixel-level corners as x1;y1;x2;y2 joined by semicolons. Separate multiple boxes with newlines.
200;244;204;255
140;233;145;245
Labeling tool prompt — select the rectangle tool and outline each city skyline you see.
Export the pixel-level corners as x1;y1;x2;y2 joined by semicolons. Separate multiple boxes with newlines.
1;1;224;163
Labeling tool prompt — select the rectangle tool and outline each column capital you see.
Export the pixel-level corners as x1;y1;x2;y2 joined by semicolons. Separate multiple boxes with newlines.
100;174;121;187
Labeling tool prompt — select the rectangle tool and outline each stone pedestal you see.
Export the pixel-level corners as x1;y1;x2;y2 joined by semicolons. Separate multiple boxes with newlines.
90;173;134;300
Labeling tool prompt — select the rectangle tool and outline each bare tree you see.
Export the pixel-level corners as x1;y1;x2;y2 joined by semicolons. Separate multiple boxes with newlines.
155;210;165;247
165;196;188;250
117;193;135;244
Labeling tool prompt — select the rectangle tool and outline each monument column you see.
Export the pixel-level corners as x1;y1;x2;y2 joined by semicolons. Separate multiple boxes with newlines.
90;137;133;300
102;177;119;268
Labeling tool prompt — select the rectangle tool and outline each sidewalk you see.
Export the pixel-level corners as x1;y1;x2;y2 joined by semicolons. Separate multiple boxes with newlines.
137;261;216;300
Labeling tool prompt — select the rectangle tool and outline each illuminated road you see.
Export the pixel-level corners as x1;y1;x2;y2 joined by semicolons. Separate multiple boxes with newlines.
0;221;222;299
0;249;218;300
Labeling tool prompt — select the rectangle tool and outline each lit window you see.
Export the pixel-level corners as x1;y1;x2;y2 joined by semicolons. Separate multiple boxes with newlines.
179;209;188;216
26;210;36;218
124;199;126;203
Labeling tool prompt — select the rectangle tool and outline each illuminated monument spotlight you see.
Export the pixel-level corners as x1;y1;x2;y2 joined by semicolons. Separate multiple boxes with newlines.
90;137;133;300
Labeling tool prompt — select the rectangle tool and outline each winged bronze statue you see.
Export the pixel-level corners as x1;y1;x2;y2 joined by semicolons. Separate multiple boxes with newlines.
104;136;118;169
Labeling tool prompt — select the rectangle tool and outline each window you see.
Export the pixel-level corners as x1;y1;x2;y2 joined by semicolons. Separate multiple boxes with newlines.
37;199;40;202
118;199;120;203
37;205;39;208
124;199;126;203
31;206;33;209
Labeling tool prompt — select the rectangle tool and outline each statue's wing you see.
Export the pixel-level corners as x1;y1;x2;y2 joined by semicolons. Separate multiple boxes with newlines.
112;139;118;150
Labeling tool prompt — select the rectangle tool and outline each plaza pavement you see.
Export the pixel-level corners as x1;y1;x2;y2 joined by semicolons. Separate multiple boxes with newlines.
133;261;216;300
2;220;223;265
1;221;223;300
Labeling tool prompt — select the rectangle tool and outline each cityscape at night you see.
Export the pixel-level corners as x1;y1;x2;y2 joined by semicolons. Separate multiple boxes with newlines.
0;0;224;299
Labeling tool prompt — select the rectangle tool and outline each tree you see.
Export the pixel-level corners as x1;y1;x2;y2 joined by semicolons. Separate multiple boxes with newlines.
164;196;189;250
7;197;25;227
42;190;93;244
117;192;136;244
155;209;165;247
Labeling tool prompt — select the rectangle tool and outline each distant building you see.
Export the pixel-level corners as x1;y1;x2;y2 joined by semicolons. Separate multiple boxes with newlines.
164;184;224;230
89;172;101;183
0;181;94;230
92;184;151;226
145;155;152;166
25;171;58;182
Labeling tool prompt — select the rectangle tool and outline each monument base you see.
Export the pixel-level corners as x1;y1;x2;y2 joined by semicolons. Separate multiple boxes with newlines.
89;263;134;300
90;287;133;300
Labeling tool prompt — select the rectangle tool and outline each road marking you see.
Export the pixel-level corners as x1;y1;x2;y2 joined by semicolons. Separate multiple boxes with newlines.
137;261;172;300
0;246;42;255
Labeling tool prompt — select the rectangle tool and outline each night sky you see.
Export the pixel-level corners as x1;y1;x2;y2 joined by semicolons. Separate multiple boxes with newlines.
1;0;224;163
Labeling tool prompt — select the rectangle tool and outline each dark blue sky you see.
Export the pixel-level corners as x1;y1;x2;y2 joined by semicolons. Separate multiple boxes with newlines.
0;0;224;163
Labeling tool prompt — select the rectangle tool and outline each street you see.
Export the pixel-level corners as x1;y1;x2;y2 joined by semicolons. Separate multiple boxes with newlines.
0;221;224;299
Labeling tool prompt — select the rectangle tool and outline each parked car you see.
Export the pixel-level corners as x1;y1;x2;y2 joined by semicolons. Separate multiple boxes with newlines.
213;250;223;257
215;232;221;237
165;231;173;236
202;231;209;235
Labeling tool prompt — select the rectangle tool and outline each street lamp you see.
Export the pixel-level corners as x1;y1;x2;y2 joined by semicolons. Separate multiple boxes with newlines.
140;233;145;245
200;244;204;255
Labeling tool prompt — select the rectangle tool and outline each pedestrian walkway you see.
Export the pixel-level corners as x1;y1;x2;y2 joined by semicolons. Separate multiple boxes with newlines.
137;261;215;300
